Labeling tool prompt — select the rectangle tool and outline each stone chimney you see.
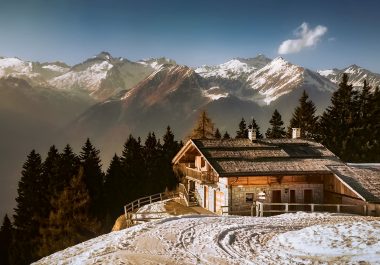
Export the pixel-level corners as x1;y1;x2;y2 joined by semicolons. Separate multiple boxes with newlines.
292;128;301;139
248;126;256;141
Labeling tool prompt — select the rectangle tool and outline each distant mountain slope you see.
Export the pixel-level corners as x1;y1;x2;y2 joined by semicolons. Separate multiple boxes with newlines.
318;64;380;89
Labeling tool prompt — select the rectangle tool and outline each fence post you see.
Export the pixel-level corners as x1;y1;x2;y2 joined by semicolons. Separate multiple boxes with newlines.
364;204;367;216
150;196;152;204
285;203;289;212
256;203;259;217
311;204;314;212
337;205;340;213
260;202;263;217
138;199;140;208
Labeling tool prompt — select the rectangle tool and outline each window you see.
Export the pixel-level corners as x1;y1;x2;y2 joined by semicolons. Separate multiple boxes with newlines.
245;193;254;203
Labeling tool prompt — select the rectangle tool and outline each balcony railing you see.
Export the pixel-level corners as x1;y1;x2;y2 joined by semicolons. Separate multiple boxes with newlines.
179;164;217;183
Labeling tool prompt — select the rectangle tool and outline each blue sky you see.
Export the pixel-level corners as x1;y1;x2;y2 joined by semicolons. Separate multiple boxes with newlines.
0;0;379;72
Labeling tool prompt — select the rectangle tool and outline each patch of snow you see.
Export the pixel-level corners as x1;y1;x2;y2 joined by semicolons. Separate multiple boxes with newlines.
0;57;33;77
270;221;380;263
33;212;380;265
344;66;360;75
317;69;335;76
195;59;256;79
49;61;113;93
202;86;229;101
135;199;172;219
42;64;69;73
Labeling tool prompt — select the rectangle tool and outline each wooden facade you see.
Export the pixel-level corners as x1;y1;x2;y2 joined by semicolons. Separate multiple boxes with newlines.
172;139;380;216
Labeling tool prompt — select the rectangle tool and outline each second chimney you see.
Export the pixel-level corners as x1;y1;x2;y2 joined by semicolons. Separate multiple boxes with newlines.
248;126;256;141
292;128;301;139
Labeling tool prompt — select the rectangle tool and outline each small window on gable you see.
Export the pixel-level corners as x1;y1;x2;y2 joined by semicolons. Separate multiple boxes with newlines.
246;193;254;203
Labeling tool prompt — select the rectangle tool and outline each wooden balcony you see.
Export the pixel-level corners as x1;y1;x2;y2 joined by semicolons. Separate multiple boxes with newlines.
178;164;218;184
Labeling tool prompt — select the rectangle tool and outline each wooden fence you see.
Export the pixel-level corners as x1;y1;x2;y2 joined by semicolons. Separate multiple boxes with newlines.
255;201;367;217
123;184;189;227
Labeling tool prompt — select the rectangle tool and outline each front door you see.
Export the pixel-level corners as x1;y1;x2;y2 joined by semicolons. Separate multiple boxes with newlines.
304;189;313;211
304;189;313;203
272;190;281;211
272;190;281;203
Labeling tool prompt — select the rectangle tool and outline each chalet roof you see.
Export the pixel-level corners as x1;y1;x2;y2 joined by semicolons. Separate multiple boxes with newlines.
327;165;380;202
189;138;343;176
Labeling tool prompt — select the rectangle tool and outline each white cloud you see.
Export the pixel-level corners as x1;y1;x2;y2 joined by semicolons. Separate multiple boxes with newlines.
278;22;327;54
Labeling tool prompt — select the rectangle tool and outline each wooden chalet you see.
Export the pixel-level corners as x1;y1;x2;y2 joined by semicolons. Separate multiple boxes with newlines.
172;129;380;216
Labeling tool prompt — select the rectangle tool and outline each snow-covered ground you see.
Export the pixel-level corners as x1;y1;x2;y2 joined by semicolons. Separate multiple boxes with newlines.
34;212;380;265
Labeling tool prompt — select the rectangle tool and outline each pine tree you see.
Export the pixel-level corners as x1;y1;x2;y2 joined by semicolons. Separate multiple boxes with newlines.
265;109;286;138
38;167;101;257
103;154;126;224
42;145;61;196
56;144;80;193
189;110;215;139
236;118;248;138
162;126;181;189
214;128;222;139
79;138;104;219
287;90;318;139
0;215;12;265
162;126;181;159
40;145;61;230
351;80;373;161
223;131;231;139
143;132;162;194
11;150;44;264
319;74;358;160
251;118;263;139
120;135;144;202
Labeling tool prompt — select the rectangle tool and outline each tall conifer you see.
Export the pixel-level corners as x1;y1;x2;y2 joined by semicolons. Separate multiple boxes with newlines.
265;109;286;138
236;118;248;138
12;150;43;264
287;90;318;139
103;154;125;223
319;74;358;160
79;139;104;218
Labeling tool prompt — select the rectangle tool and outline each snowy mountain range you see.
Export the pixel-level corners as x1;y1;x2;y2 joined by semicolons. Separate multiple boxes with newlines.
1;51;380;218
318;64;380;89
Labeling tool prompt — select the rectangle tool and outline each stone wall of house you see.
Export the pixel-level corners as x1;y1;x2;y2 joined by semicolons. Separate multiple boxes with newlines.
229;183;324;213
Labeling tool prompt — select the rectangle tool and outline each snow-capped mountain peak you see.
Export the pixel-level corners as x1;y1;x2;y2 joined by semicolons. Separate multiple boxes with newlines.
0;57;33;76
318;64;380;89
195;54;272;80
195;59;252;79
246;57;304;104
137;57;176;70
93;51;112;61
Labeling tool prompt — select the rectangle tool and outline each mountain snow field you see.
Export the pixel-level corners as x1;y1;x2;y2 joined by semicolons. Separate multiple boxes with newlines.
33;212;380;265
